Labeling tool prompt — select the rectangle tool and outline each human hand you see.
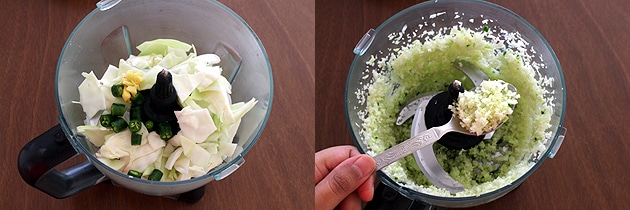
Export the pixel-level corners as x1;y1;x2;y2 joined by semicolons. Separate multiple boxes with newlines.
315;145;376;210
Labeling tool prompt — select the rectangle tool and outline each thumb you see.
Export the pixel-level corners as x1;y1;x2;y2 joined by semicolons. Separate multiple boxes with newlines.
315;154;375;210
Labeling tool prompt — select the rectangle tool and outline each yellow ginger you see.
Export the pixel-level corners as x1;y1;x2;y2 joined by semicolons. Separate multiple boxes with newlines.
121;70;144;103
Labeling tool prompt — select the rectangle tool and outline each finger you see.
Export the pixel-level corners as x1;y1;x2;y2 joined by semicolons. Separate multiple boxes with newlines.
315;155;375;210
336;191;362;210
315;145;362;183
356;172;377;202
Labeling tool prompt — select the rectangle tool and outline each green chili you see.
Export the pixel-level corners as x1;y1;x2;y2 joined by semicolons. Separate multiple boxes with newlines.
144;120;155;132
158;122;173;140
127;170;142;178
130;106;142;120
147;169;163;181
129;119;142;133
132;92;145;106
111;118;128;133
99;114;113;128
111;84;124;98
131;132;142;145
111;103;126;117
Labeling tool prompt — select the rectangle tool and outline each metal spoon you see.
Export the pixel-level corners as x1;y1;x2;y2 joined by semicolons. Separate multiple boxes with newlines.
375;115;473;170
373;83;517;170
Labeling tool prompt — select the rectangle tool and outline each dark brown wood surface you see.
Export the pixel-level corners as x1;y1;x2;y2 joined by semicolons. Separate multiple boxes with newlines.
316;0;629;209
1;0;313;209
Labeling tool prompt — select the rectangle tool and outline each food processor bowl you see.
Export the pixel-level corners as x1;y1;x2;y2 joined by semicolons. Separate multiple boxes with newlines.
18;0;272;201
345;0;566;207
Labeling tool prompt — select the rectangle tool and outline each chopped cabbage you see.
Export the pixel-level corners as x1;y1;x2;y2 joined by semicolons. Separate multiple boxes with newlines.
77;39;257;181
77;126;112;147
172;73;203;103
175;107;217;143
137;39;193;56
78;72;106;118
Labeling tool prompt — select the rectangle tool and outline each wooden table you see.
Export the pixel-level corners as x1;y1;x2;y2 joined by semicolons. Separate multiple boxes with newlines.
1;0;313;209
316;0;629;209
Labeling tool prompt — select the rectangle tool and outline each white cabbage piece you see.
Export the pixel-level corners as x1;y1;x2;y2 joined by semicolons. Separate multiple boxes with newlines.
136;39;192;56
157;47;191;69
98;130;133;159
173;155;191;176
217;141;238;160
207;154;224;170
162;143;176;156
125;148;162;173
180;135;211;169
77;125;112;147
126;54;164;70
198;142;219;155
165;147;184;170
172;73;202;103
78;71;106;118
126;55;151;69
194;67;221;91
199;88;233;123
100;65;120;83
193;53;221;66
97;156;129;171
231;98;258;121
175;106;217;143
129;132;163;161
117;59;142;77
139;66;163;90
187;165;207;178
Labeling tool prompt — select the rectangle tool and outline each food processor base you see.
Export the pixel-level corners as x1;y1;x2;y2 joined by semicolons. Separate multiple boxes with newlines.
167;185;206;203
364;184;437;210
106;181;206;203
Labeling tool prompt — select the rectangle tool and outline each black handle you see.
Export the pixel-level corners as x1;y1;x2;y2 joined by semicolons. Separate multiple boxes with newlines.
18;124;105;198
364;184;436;210
175;185;206;203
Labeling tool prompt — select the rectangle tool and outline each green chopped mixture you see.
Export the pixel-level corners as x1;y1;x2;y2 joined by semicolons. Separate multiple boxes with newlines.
361;27;553;196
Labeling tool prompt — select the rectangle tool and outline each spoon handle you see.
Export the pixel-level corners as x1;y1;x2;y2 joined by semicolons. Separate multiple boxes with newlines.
374;127;443;170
